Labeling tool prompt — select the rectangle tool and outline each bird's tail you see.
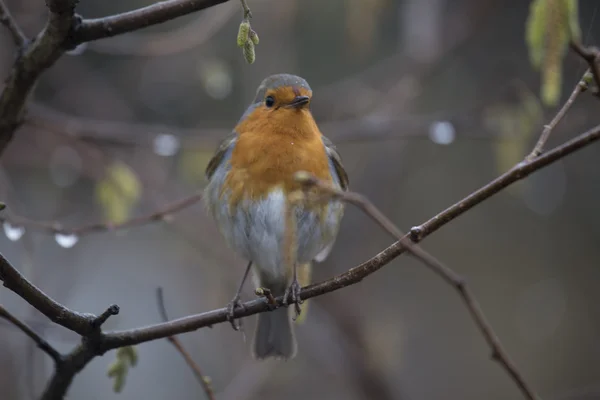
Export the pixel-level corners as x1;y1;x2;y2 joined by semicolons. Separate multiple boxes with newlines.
252;262;312;360
253;306;297;360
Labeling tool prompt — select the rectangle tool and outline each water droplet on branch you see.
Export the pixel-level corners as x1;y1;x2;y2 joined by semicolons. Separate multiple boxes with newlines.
3;222;25;241
54;232;79;248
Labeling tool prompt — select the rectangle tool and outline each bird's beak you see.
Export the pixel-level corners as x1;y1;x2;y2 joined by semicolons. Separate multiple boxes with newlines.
286;95;310;109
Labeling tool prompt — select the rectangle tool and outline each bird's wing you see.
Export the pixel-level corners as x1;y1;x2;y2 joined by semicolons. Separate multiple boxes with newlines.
321;135;349;191
313;135;348;263
205;131;238;180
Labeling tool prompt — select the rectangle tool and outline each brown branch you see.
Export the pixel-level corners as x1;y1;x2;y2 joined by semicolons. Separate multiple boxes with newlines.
294;173;538;399
526;70;588;160
570;41;600;94
87;1;237;57
0;0;77;156
0;0;27;46
0;304;62;364
0;252;118;336
2;120;597;399
156;288;215;400
70;0;231;46
0;192;202;236
0;0;233;156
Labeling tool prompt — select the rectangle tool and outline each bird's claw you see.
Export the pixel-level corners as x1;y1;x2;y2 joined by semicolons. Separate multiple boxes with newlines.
283;279;303;320
226;294;246;331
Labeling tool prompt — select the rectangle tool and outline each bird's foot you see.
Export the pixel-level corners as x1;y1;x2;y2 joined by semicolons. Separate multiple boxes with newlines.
283;279;303;320
226;294;246;331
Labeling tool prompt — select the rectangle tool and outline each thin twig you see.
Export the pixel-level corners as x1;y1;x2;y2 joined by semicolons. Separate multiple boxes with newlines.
0;192;202;236
0;304;62;364
526;70;588;160
0;0;27;46
240;0;252;19
293;173;538;400
156;288;215;400
570;41;600;94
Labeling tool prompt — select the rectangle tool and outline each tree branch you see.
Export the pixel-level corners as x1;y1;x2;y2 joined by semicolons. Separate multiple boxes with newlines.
69;0;231;46
526;70;588;160
0;0;27;46
0;304;62;364
293;173;537;399
570;41;600;94
0;0;77;156
0;0;233;156
0;252;118;336
0;192;202;236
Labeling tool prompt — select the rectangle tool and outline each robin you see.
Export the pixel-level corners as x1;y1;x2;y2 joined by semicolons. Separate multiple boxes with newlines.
204;74;348;360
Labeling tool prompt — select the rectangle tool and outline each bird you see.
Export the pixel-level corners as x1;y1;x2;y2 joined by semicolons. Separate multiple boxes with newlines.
203;73;348;360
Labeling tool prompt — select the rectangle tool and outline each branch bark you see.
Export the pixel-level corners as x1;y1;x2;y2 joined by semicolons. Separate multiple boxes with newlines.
69;0;231;46
0;0;27;46
0;304;62;364
0;0;77;156
0;0;233;156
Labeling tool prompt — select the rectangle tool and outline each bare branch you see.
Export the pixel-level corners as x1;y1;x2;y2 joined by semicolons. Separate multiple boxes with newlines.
570;41;600;94
88;1;237;57
0;304;62;364
0;252;118;336
526;71;588;160
0;0;234;156
0;192;202;236
293;173;538;399
157;288;215;400
0;0;77;155
70;0;231;45
0;0;27;46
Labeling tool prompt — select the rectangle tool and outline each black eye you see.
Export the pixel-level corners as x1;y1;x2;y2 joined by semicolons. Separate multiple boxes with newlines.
265;96;275;108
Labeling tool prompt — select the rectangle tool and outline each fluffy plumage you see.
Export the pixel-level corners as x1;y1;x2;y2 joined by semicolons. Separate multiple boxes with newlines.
204;73;348;360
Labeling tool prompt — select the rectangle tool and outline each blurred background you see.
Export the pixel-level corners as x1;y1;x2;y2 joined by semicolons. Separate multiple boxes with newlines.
1;0;600;399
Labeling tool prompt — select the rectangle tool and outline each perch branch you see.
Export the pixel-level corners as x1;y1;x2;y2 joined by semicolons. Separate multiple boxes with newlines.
0;119;589;399
157;288;215;400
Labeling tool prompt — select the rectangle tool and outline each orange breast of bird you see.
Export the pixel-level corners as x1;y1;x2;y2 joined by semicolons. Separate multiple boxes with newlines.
222;107;332;211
